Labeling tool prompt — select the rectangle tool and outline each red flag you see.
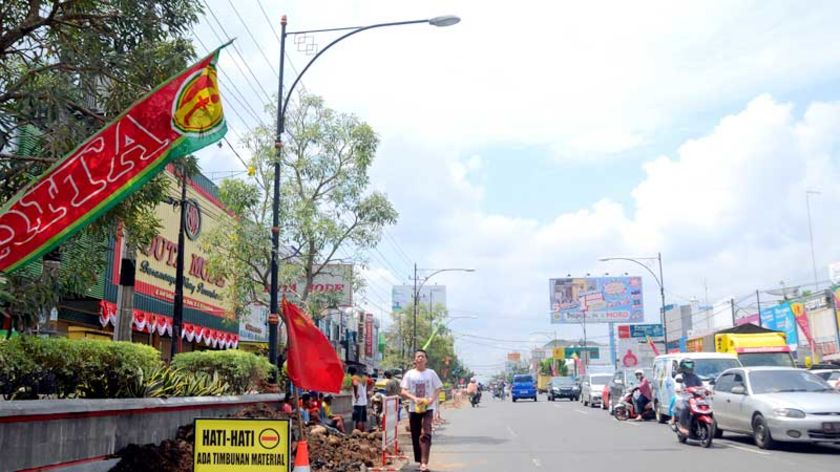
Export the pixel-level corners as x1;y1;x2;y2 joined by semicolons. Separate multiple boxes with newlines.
646;335;660;356
282;300;344;393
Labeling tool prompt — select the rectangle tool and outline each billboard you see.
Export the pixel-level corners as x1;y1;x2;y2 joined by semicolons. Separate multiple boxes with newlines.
549;277;644;324
617;324;664;339
759;302;799;352
507;352;521;362
392;285;446;312
364;313;375;358
239;303;268;343
281;264;353;307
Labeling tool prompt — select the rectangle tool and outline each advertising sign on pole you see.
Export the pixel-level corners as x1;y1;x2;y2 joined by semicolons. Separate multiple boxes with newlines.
564;347;599;360
552;347;565;360
193;418;290;471
507;352;521;362
617;324;664;339
365;313;375;358
760;302;800;352
281;264;353;307
549;277;644;324
532;349;546;360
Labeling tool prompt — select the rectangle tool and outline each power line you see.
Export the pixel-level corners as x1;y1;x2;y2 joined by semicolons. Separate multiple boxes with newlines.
199;0;274;104
225;0;277;72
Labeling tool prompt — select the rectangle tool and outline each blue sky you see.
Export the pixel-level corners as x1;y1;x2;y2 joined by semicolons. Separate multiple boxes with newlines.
193;1;840;377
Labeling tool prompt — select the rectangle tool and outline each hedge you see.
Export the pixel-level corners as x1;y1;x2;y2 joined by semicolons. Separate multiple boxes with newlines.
0;336;161;400
171;349;275;394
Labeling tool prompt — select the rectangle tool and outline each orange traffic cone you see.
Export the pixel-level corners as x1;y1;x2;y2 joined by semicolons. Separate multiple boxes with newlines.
293;440;311;472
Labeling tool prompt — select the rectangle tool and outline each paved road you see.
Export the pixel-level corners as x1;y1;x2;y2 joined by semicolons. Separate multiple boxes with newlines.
415;394;840;472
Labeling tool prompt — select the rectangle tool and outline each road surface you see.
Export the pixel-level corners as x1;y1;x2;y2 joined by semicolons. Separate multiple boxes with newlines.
416;394;840;471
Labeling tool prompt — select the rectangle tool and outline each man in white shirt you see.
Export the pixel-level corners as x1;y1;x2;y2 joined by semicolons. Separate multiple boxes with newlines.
400;349;443;472
350;366;369;432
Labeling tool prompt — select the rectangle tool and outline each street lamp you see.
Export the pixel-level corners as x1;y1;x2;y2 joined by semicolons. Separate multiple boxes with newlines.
412;265;475;355
267;15;461;370
599;253;668;347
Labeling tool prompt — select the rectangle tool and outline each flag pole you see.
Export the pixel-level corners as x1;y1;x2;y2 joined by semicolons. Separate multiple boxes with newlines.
282;299;308;440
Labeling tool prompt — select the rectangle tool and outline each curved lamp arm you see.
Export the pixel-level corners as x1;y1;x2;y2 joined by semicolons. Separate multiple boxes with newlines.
599;257;662;289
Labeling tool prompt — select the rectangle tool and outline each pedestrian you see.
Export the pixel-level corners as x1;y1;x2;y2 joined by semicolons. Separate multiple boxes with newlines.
384;369;403;421
350;366;369;432
400;349;443;472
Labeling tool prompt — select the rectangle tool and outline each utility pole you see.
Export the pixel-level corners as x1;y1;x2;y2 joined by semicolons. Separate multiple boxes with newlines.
730;298;736;327
756;290;762;328
806;190;821;292
412;263;418;355
170;173;188;360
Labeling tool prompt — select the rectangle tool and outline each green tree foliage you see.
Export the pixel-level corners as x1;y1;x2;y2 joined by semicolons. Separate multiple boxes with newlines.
204;95;398;318
0;1;204;332
381;302;473;384
539;358;569;377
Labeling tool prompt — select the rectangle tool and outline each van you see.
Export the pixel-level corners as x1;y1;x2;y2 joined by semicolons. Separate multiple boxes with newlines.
651;352;741;422
511;374;537;402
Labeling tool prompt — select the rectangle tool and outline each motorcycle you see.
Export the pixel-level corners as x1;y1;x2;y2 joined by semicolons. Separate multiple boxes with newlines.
672;386;715;448
469;389;482;407
613;387;655;421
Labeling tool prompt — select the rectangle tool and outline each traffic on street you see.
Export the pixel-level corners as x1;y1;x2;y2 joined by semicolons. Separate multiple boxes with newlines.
432;385;840;472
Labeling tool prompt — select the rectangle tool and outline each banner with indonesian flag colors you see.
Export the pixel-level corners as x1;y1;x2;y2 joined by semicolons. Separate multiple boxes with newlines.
0;46;228;273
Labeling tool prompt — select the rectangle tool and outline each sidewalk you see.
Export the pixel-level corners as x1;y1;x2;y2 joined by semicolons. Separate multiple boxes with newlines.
395;399;465;471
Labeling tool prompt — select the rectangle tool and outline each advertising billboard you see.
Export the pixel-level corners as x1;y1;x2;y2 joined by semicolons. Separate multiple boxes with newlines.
507;352;521;362
364;313;375;358
281;264;353;307
617;324;664;339
549;277;644;324
759;302;800;352
392;285;447;312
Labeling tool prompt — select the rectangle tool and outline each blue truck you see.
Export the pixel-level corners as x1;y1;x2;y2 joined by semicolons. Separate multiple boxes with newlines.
511;374;538;402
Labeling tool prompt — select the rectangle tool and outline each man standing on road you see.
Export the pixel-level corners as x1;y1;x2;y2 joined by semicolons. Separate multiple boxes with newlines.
401;349;443;472
350;366;369;432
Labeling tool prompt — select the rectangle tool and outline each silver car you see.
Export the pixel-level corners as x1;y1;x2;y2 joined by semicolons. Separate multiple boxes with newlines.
712;367;840;449
581;373;613;408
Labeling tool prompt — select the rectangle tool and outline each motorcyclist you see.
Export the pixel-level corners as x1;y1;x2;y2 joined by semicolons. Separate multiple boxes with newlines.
633;369;652;421
467;377;479;407
675;359;703;429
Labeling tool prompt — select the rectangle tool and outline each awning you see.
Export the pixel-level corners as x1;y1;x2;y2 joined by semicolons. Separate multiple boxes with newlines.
99;300;238;349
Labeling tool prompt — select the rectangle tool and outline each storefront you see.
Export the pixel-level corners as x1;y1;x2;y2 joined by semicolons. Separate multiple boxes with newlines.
57;167;239;358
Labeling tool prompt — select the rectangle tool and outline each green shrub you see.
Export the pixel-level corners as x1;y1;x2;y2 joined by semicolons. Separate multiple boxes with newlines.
126;365;232;398
0;336;161;399
172;350;275;394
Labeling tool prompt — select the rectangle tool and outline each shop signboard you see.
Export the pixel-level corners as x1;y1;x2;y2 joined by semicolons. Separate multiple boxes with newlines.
617;323;664;339
281;264;353;308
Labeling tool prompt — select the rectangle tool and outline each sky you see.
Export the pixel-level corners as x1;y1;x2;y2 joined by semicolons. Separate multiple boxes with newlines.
192;1;840;378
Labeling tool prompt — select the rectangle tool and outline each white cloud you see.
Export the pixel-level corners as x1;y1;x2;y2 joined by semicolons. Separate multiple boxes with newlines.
369;95;840;370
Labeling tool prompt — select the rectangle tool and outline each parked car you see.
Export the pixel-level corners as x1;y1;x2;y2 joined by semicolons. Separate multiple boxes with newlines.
712;367;840;449
652;352;741;423
607;368;653;412
811;369;840;390
547;376;579;401
511;374;538;402
581;373;613;408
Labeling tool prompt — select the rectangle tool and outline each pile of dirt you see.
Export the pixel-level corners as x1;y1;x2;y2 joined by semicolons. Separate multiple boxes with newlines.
109;403;385;472
306;426;382;472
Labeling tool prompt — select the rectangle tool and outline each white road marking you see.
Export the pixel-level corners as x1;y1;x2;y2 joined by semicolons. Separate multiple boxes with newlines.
532;458;542;467
506;425;518;437
721;441;771;455
574;409;589;415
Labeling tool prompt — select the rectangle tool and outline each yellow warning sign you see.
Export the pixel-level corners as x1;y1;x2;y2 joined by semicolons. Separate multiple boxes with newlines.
193;418;290;472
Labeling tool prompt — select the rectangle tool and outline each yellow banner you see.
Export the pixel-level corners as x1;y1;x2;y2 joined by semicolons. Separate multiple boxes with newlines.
194;418;290;472
126;171;236;318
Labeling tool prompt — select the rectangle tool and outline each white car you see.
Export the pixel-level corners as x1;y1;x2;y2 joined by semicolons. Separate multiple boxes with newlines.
580;373;613;408
712;367;840;449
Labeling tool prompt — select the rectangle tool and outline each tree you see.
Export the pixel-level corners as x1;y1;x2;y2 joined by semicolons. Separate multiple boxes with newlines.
539;358;568;377
380;302;472;384
0;1;203;332
204;94;398;318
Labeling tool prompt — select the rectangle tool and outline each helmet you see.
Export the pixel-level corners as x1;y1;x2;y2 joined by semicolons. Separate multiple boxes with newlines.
634;369;644;376
470;377;477;383
679;359;695;372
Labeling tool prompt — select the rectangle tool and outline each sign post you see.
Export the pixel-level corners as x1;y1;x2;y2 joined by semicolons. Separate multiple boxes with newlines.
193;418;290;471
370;396;405;471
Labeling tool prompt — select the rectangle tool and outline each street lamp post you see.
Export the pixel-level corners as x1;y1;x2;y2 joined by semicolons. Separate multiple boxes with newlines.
599;253;668;348
267;15;461;371
412;265;475;355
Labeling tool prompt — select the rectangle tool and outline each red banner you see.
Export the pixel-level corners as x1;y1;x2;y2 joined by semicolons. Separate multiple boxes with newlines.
364;313;374;358
0;47;228;273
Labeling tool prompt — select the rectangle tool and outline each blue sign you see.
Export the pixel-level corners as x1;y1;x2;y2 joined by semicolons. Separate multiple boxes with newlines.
759;303;799;350
629;324;664;338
